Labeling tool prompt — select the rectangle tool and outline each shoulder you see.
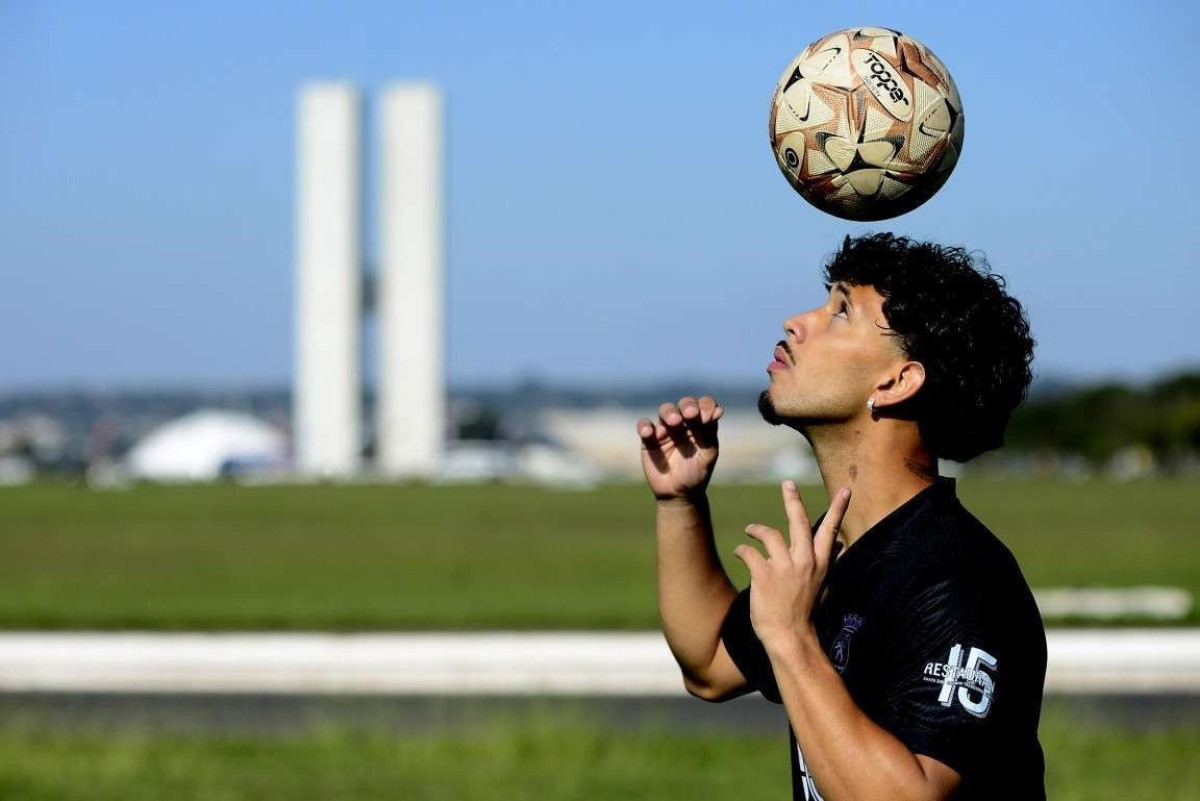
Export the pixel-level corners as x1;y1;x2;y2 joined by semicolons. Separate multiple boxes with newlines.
897;493;1030;592
885;499;1044;647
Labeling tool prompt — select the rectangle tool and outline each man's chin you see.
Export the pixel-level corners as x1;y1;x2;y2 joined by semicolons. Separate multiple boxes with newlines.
758;390;786;426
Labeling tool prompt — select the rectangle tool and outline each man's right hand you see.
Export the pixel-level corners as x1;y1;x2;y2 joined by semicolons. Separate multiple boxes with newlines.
637;395;724;501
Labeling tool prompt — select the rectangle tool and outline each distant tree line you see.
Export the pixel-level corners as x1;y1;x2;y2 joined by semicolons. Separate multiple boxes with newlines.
1004;371;1200;468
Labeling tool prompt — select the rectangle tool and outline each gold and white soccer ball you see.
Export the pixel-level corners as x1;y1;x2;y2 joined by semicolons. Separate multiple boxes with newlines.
769;26;965;221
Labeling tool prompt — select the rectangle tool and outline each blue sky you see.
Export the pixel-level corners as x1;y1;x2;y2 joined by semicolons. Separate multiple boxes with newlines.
1;0;1196;389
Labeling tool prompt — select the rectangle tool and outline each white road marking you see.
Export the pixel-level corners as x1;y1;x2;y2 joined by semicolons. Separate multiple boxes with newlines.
0;630;1197;695
1034;587;1192;621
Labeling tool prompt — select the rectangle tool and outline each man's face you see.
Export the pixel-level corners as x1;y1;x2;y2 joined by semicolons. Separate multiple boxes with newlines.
760;282;906;427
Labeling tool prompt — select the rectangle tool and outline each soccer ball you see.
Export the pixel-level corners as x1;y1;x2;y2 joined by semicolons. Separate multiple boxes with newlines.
769;26;964;221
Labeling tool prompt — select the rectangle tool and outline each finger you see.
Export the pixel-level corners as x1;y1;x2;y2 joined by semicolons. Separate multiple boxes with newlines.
815;488;851;572
684;396;719;449
678;396;699;422
656;401;696;453
733;543;767;576
697;395;722;425
780;480;812;547
658;402;683;428
744;523;789;563
678;396;708;440
637;418;671;474
636;418;671;447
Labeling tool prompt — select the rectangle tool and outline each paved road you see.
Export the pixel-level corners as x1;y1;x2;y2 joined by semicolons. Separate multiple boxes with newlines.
2;692;1198;735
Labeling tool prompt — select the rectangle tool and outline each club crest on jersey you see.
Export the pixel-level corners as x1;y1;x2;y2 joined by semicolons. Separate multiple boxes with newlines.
830;613;865;674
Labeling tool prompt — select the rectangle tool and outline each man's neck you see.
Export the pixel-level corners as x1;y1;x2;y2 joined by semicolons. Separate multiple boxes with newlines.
803;420;937;552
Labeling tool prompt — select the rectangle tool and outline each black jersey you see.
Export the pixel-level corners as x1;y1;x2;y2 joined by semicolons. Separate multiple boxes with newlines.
720;479;1046;800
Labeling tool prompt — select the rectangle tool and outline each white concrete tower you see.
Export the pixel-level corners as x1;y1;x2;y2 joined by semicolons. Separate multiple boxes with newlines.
377;83;445;477
294;83;362;477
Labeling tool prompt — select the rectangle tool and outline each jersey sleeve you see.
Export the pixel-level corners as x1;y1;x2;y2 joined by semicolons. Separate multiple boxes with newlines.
874;571;1021;779
718;588;782;703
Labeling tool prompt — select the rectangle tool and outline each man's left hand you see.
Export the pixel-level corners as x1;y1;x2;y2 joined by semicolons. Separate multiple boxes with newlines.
734;481;851;650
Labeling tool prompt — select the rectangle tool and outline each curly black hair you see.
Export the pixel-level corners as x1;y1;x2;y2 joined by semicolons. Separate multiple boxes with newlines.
824;233;1035;462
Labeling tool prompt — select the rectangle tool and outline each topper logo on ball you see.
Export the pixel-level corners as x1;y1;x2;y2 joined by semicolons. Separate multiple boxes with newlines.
769;26;964;220
851;50;912;122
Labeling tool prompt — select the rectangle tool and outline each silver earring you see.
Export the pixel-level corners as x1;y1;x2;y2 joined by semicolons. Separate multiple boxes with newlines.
867;398;875;414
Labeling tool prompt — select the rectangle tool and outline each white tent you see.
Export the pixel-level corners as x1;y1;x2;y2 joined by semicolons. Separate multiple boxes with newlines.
125;410;288;482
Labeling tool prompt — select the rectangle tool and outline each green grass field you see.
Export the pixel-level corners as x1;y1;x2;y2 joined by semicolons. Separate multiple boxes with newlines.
0;479;1196;629
0;703;1196;800
1;480;1197;798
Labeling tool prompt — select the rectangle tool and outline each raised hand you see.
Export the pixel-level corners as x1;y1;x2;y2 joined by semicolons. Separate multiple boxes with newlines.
637;395;724;501
734;481;852;647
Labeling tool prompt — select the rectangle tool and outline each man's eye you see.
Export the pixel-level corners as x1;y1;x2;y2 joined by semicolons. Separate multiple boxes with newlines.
835;301;849;318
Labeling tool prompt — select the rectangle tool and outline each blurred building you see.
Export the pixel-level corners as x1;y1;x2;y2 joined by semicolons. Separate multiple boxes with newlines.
294;81;445;480
125;410;287;482
294;83;362;478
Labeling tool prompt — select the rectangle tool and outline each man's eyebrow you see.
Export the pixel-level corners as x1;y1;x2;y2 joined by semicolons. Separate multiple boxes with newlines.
822;282;856;309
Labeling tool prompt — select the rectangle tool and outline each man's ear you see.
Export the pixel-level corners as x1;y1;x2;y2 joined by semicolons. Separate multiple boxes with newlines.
874;361;926;410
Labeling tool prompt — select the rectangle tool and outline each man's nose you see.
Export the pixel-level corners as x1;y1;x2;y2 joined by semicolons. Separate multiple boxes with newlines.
783;313;807;343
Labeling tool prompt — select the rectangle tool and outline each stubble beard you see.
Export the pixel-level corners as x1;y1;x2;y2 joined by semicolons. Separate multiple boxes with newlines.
758;389;786;426
758;389;814;428
758;386;849;431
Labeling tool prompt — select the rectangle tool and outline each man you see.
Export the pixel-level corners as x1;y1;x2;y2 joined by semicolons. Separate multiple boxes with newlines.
637;233;1044;800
